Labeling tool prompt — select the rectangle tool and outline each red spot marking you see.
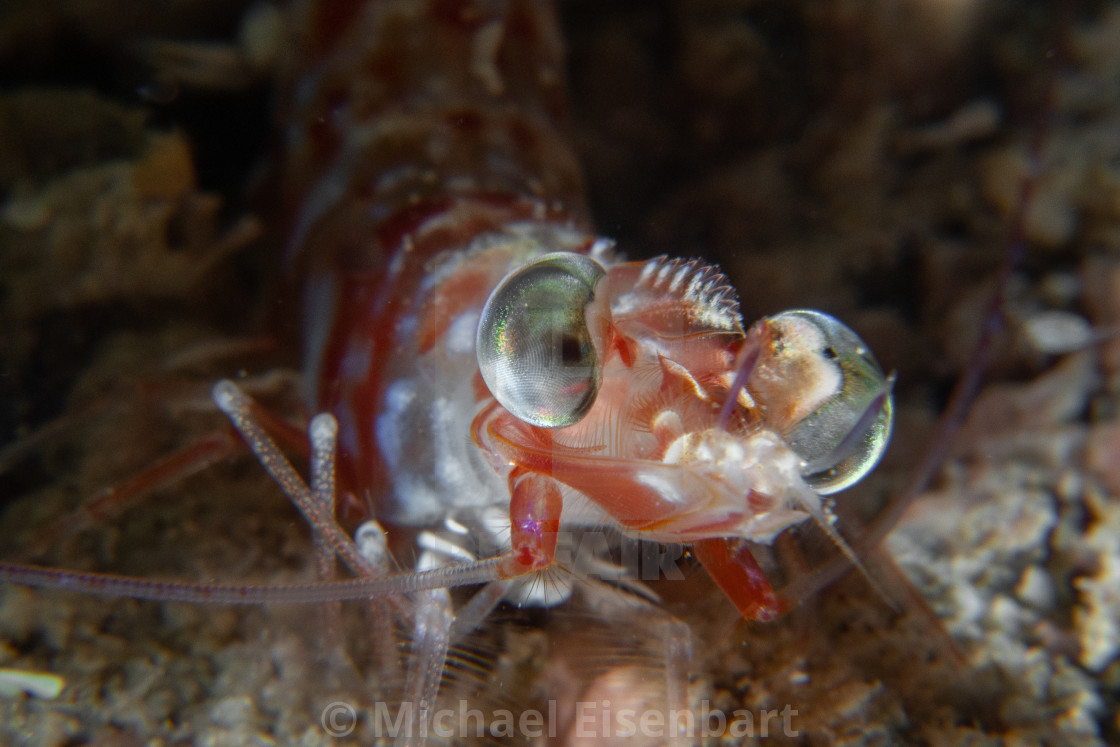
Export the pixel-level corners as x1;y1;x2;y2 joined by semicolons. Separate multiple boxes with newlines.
611;326;634;367
746;490;776;515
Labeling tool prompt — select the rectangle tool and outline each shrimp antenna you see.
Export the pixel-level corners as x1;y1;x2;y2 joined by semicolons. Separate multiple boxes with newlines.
717;330;762;431
791;482;899;613
789;372;899;609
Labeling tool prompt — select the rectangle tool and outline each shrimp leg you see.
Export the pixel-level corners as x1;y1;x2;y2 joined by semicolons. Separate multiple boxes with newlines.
214;378;571;744
216;380;458;743
693;537;783;622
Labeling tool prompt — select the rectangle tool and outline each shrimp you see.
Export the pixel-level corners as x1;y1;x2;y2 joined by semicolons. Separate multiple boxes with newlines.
0;0;1111;743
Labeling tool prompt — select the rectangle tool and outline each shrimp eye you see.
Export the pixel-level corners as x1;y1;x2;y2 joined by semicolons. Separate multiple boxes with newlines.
768;310;894;495
477;252;608;428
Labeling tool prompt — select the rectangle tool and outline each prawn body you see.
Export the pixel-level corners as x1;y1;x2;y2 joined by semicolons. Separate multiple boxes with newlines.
285;0;894;619
282;0;593;523
271;0;891;627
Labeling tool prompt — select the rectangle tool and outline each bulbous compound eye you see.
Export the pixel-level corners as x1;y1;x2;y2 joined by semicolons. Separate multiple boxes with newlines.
477;252;608;428
767;309;894;495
